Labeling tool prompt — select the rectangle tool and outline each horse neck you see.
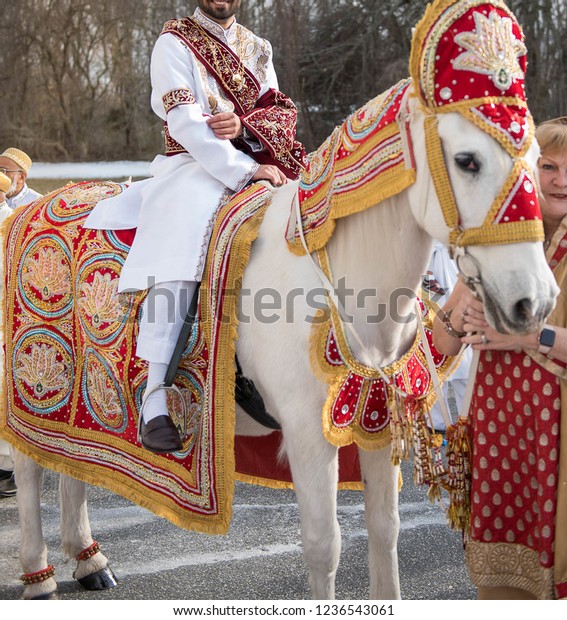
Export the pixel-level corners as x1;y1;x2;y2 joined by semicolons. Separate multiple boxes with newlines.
324;194;432;367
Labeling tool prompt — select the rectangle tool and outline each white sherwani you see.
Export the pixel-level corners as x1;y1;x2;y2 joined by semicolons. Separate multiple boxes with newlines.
85;8;279;292
428;240;473;429
7;184;42;210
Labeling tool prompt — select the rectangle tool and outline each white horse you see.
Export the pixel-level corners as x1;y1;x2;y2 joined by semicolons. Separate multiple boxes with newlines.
10;100;557;600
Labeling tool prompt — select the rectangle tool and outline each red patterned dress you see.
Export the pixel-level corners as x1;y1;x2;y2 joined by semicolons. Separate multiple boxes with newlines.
466;350;561;598
465;222;567;599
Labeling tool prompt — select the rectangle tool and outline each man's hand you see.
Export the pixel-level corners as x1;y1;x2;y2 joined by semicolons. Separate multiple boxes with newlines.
206;112;243;140
252;164;288;187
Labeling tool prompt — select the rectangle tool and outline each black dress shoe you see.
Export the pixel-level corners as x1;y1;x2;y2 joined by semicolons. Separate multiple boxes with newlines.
140;415;183;454
0;473;17;498
0;468;13;481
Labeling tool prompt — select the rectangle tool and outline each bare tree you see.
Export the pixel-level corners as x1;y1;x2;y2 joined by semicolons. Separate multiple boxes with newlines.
509;0;567;123
0;0;565;161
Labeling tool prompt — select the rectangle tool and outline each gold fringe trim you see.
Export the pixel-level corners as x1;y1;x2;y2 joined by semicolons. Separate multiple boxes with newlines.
308;248;456;474
235;471;363;492
320;371;392;452
289;167;415;257
290;94;415;257
2;428;233;535
196;183;274;532
308;308;342;383
452;219;544;248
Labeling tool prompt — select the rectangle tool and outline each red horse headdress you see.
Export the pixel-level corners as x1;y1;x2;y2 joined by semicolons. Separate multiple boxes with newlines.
409;0;543;249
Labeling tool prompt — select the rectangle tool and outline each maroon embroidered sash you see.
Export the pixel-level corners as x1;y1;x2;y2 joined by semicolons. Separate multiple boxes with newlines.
161;17;306;179
163;17;260;114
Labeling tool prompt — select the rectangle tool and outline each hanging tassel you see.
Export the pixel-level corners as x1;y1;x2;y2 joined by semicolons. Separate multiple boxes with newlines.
388;390;450;503
444;415;472;536
388;391;411;465
411;399;447;501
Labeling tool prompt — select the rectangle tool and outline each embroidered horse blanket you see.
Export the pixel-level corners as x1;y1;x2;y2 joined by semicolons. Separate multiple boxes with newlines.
0;180;365;533
0;181;274;533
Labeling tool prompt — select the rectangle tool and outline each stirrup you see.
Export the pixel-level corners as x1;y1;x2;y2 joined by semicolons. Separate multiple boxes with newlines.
137;382;188;443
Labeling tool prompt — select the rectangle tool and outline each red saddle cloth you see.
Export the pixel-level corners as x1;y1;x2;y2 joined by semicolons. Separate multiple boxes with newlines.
0;180;364;537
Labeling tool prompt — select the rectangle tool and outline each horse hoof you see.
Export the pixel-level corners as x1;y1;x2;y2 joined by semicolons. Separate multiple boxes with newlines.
31;591;58;600
77;566;118;590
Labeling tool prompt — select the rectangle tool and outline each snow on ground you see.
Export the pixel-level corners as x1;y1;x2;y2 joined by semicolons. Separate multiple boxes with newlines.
28;161;151;179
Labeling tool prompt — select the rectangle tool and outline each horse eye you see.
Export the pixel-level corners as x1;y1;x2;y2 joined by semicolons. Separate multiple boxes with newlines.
455;153;480;173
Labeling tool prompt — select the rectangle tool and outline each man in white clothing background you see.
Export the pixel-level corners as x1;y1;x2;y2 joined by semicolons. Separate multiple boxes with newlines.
85;0;305;453
0;148;42;210
424;241;472;432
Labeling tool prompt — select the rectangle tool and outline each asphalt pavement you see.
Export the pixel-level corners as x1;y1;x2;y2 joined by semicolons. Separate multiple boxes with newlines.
0;455;475;601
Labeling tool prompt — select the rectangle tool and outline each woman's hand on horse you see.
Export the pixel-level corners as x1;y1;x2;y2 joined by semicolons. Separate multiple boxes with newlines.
252;164;288;187
207;112;243;140
461;324;538;352
445;279;485;335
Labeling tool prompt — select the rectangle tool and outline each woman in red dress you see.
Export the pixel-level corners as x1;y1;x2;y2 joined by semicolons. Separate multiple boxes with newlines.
433;117;567;599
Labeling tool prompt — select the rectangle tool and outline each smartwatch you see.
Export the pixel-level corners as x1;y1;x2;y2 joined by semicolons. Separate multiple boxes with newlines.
538;325;556;354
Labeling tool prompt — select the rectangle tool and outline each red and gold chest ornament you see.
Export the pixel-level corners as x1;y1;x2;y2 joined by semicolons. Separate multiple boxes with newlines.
410;0;544;250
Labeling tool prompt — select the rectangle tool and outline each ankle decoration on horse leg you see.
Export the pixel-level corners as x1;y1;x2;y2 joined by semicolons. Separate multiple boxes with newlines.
75;541;100;562
20;565;55;584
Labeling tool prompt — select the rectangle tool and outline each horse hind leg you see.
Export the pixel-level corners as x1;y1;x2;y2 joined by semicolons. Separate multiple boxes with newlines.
282;422;341;599
15;451;58;599
59;473;118;591
359;447;401;599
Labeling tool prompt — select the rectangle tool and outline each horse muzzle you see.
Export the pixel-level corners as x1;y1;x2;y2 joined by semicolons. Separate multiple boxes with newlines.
481;274;558;335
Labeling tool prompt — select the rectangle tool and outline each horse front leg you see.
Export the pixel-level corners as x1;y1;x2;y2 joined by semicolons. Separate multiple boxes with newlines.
59;474;117;591
359;447;401;599
283;421;341;599
14;451;57;599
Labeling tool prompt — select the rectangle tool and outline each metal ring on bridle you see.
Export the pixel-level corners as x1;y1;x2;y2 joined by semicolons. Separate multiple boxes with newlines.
455;250;483;296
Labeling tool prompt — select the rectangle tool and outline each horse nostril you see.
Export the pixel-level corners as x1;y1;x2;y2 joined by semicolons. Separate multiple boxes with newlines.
513;298;534;323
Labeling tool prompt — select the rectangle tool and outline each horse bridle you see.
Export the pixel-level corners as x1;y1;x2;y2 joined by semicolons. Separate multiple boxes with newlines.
423;113;544;298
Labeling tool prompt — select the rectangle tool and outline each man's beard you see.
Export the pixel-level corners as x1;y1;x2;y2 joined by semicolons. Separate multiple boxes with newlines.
6;177;18;198
199;1;241;22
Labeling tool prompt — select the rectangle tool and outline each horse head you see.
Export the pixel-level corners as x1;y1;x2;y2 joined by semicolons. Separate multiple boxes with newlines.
406;0;559;333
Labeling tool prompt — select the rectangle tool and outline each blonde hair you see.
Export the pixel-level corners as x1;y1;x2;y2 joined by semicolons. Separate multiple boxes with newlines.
535;116;567;156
